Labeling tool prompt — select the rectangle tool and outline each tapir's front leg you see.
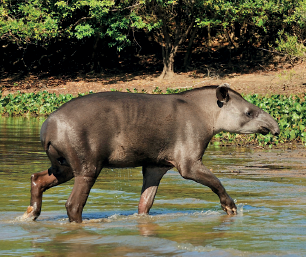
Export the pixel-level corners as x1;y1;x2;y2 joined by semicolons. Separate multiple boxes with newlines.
178;161;237;215
138;166;169;214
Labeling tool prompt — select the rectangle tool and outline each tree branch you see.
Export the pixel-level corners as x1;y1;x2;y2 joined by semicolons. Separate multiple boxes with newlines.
111;3;142;12
70;17;93;28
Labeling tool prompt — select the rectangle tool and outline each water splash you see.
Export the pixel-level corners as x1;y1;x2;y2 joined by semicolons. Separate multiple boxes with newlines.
177;243;249;256
177;243;217;252
236;203;245;215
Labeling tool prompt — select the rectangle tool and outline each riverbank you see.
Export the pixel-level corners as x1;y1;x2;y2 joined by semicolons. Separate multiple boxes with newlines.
1;63;306;97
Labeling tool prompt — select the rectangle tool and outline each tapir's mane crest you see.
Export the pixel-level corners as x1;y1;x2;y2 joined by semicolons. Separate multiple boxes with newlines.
179;85;243;98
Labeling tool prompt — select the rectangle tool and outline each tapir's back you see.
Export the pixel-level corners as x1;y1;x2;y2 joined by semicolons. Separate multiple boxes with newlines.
50;91;178;136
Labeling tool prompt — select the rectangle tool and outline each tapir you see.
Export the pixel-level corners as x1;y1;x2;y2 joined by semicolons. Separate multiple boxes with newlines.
22;84;280;222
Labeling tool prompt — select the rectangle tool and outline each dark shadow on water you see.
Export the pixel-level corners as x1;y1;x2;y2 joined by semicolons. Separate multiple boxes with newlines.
245;165;289;170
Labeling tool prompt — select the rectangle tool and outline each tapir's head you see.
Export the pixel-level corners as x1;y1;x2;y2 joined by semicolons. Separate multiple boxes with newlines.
214;84;280;136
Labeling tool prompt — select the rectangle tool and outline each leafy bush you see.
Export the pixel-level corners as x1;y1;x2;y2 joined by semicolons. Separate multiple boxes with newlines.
276;32;306;59
1;0;305;75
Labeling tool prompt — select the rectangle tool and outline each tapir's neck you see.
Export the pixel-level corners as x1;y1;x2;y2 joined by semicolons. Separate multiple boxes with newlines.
180;87;222;136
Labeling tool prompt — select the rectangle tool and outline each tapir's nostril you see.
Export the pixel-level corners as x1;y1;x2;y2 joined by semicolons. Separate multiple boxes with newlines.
273;129;280;136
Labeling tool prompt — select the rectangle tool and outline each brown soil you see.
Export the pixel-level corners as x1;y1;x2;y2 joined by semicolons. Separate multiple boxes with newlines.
1;62;306;96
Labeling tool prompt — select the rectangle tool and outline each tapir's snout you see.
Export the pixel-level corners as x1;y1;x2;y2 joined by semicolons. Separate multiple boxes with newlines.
259;126;280;136
258;111;280;137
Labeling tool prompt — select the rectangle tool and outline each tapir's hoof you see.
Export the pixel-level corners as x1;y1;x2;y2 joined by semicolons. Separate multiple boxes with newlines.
19;206;37;221
223;206;237;215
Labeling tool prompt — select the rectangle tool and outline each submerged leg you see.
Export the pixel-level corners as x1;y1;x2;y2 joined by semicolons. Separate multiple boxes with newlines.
178;160;237;215
22;168;73;221
138;166;168;214
65;176;97;223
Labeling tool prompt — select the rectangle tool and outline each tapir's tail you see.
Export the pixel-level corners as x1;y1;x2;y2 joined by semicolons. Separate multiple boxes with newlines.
40;118;50;152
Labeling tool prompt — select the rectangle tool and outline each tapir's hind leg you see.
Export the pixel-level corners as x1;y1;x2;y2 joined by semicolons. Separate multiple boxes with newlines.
138;166;169;214
65;176;97;223
22;168;74;221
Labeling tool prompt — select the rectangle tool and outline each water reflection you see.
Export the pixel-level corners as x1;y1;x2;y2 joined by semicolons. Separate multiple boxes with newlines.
1;116;306;256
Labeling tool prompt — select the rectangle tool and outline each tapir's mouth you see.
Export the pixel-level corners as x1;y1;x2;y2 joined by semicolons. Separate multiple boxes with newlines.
259;126;270;135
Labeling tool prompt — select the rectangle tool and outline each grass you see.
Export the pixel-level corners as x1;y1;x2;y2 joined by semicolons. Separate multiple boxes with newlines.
0;88;305;147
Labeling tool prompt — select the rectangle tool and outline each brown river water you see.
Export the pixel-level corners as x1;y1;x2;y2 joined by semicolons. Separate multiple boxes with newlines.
0;117;306;256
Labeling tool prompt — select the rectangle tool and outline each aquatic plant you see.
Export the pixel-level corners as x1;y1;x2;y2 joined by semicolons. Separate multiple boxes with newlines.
0;91;74;116
0;89;305;146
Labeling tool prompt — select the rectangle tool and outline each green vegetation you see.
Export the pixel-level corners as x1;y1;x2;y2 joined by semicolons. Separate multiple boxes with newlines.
0;91;74;116
0;89;305;147
1;0;305;77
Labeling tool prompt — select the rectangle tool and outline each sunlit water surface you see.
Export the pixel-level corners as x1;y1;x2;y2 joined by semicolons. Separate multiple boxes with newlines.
1;117;306;256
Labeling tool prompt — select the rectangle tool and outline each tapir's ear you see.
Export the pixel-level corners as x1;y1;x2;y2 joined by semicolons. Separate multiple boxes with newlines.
216;83;230;103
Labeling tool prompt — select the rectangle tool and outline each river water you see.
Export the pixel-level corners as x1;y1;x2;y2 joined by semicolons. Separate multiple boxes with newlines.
0;117;306;256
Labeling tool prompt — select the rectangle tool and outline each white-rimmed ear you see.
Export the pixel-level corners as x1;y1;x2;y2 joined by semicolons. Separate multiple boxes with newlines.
216;83;230;103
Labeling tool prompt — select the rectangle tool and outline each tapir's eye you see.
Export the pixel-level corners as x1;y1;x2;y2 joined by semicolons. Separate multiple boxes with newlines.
246;110;253;118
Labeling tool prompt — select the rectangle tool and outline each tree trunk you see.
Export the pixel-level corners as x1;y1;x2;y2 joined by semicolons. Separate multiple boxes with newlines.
159;45;176;79
158;23;195;79
91;35;101;72
183;27;198;71
155;3;196;79
207;23;211;47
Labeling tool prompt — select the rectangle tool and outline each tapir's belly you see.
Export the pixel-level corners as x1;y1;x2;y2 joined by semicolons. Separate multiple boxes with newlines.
105;139;171;168
107;147;144;167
